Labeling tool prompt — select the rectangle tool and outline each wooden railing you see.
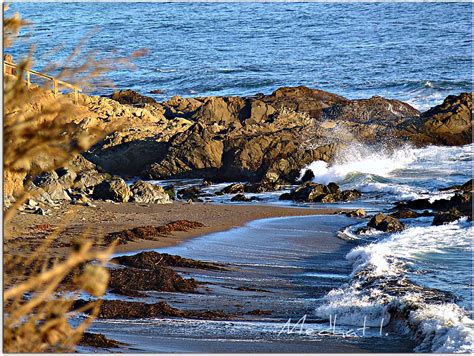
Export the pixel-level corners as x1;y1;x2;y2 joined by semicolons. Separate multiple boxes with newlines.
3;61;83;104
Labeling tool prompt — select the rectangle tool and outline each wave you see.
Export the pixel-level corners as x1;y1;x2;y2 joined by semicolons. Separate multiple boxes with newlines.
316;219;474;353
300;143;472;200
300;144;418;185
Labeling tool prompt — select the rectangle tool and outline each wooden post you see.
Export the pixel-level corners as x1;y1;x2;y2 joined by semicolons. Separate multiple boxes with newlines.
53;79;58;95
26;71;31;88
74;89;79;104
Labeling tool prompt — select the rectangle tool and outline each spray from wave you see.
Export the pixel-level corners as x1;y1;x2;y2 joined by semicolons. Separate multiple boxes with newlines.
300;143;418;185
300;143;472;201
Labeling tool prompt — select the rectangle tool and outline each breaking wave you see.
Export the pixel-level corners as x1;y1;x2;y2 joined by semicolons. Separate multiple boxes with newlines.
316;219;474;353
300;143;472;201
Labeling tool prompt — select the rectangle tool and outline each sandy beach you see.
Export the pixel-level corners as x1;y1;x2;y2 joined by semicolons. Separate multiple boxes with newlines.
7;201;346;257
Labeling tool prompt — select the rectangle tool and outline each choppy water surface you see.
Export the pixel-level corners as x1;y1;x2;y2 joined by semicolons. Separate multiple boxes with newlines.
9;2;472;110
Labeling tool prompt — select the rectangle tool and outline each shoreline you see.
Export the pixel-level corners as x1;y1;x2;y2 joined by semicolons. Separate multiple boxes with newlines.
8;201;348;257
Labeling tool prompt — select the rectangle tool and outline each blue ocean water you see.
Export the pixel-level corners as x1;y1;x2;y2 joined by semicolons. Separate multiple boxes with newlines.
8;2;472;110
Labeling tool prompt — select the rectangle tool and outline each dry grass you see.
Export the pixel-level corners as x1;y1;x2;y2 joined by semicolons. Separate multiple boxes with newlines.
3;5;140;352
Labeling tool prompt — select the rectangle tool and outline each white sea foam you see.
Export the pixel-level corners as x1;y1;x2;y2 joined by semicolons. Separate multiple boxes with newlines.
317;219;474;352
300;144;418;185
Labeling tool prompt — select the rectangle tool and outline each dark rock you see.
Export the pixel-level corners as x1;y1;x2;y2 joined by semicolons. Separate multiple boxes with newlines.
432;209;463;226
280;182;329;202
327;182;341;194
219;183;245;195
110;89;156;107
367;213;405;232
231;194;251;202
345;208;366;218
108;266;198;293
390;208;420;219
244;181;281;193
111;251;223;271
150;89;164;94
323;96;420;122
147;123;224;180
91;177;131;202
163;184;176;200
398;192;472;217
418;92;472;146
440;179;473;193
177;186;202;201
247;309;272;315
130;180;170;204
300;169;315;183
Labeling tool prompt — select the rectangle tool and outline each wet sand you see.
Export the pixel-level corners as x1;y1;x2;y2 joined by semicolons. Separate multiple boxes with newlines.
7;201;346;256
84;214;417;353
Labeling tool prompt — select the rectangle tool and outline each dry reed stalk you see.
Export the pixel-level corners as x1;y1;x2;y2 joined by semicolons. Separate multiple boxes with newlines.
3;5;142;352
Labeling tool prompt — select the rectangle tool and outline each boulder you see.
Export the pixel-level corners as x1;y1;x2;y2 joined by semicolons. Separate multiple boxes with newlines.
177;186;202;202
32;172;70;201
418;92;472;146
55;167;77;188
130;180;170;204
300;169;315;183
231;194;251;202
279;182;329;202
219;183;245;195
91;177;131;202
322;96;420;122
261;86;347;118
440;179;473;193
73;170;108;192
147;123;224;180
110;89;157;107
163;185;176;200
432;209;463;226
244;181;281;193
367;213;405;232
345;208;366;218
390;208;421;219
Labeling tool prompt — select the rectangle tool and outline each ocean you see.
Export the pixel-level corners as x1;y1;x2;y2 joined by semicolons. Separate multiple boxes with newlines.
8;2;472;111
136;143;472;353
9;2;473;353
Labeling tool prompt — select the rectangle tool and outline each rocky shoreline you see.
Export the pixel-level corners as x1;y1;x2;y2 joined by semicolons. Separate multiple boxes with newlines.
4;85;472;213
4;83;472;352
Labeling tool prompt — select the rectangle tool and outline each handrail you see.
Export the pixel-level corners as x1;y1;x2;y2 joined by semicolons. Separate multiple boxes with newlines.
3;61;83;104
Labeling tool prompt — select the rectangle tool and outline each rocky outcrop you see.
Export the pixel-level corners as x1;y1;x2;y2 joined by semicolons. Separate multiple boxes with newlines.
399;92;472;146
129;180;170;204
367;213;405;232
7;85;471;207
397;191;472;218
279;182;361;203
